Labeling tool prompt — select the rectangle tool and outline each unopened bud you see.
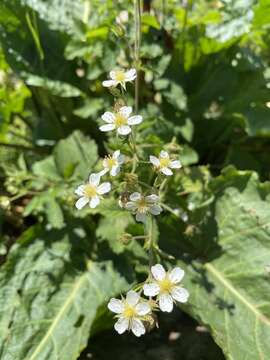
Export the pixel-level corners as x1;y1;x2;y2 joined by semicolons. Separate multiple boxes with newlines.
120;233;133;244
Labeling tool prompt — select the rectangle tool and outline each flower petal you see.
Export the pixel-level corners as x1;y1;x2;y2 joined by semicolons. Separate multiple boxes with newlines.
149;155;160;167
145;194;159;203
112;150;120;159
126;290;140;306
102;80;117;87
101;112;115;123
125;68;137;81
117;154;125;164
160;150;169;158
117;125;131;135
109;70;116;79
97;182;111;194
150;204;163;216
136;212;147;223
90;196;100;208
110;166;120;177
135;302;151;316
127;115;143;125
114;317;129;334
151;264;166;281
143;283;160;297
74;185;85;196
75;197;89;210
126;202;137;211
131;318;145;337
119;106;132;118
108;298;124;314
159;294;174;312
170;160;182;169
161;167;173;176
168;267;185;284
130;192;141;201
99;124;116;132
89;173;100;186
171;286;189;303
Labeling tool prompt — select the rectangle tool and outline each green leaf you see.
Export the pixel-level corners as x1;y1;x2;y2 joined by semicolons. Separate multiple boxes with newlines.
179;168;270;359
53;130;98;180
0;226;128;360
23;73;82;98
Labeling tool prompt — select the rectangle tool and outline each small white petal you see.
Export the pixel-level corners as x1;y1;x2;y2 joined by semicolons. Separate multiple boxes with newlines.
159;294;174;312
117;154;125;164
131;318;145;337
97;182;111;194
145;194;159;203
143;283;160;297
160;150;169;158
125;68;137;81
114;317;129;334
75;197;89;210
74;185;85;196
117;125;131;135
90;196;100;208
110;166;120;176
136;212;147;223
149;155;160;167
171;286;189;303
101;112;115;123
109;70;116;79
170;160;182;169
126;202;137;211
149;204;163;216
151;264;166;281
89;173;100;186
130;192;141;201
102;80;117;87
108;298;124;314
98;168;109;176
126;290;140;306
119;106;132;118
127;115;143;125
135;302;151;316
99;124;116;132
112;150;120;159
168;267;185;284
161;167;173;176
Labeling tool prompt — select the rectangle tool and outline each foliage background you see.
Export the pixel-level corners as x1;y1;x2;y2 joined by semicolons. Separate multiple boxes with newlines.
0;0;270;359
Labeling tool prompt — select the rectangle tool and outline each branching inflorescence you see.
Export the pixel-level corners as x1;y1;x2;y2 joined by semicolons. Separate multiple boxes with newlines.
74;1;189;337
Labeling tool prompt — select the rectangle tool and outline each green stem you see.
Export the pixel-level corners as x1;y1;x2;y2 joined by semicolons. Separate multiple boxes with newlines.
147;216;155;268
161;203;181;219
134;0;141;113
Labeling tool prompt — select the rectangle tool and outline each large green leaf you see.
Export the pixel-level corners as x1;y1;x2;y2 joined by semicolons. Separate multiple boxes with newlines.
0;225;128;360
178;168;270;359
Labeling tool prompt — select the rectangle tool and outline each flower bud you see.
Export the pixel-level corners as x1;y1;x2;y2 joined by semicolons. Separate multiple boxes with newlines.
120;233;133;244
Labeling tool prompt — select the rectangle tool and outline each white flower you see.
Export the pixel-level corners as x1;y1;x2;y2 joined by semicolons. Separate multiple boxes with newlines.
143;264;189;312
102;68;136;89
126;192;163;223
101;150;125;177
150;150;181;176
99;106;143;136
74;173;111;209
116;10;129;24
108;290;151;337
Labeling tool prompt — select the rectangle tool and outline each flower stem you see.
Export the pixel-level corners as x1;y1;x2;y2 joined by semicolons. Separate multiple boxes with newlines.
134;0;141;113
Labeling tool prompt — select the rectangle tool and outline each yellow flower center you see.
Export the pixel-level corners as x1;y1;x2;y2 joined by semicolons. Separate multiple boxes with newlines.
105;156;117;169
159;157;170;168
84;184;97;198
123;305;136;319
137;198;149;213
115;70;126;82
158;278;173;293
114;113;127;127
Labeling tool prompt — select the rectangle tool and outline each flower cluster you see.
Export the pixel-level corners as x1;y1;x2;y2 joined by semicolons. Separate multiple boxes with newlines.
108;264;189;336
74;65;189;337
